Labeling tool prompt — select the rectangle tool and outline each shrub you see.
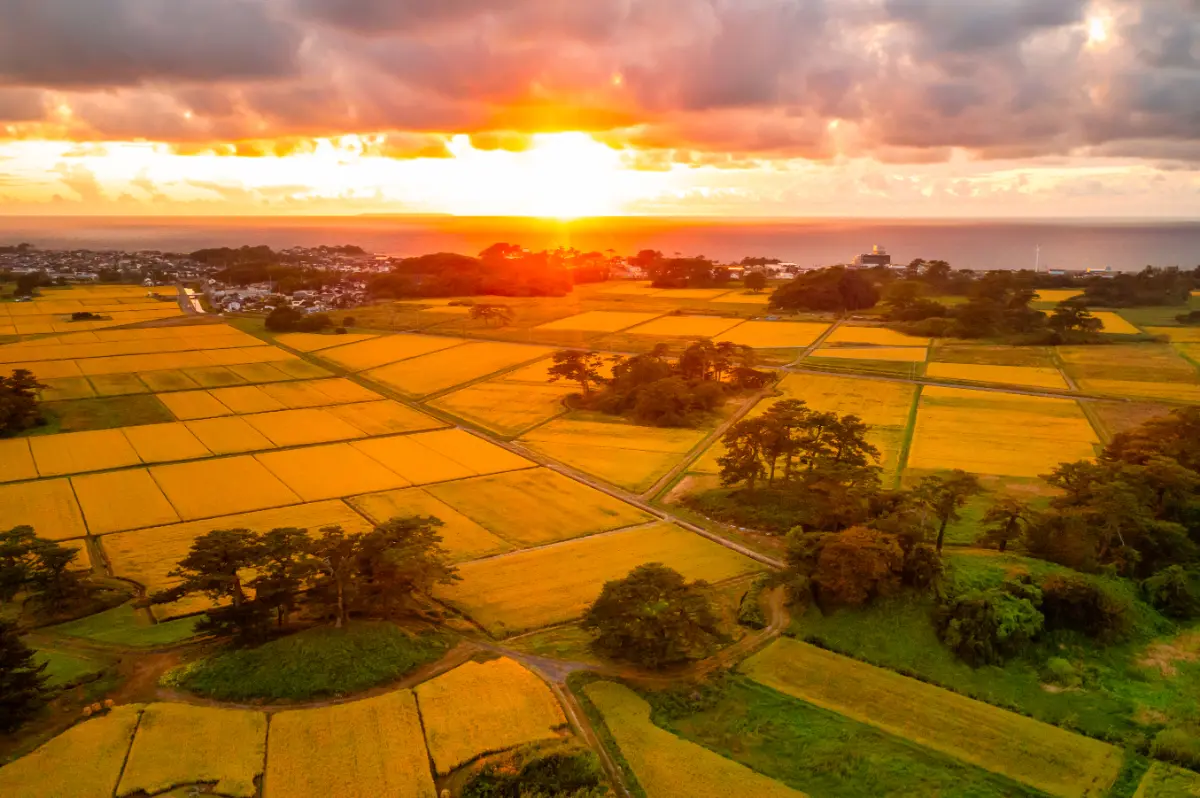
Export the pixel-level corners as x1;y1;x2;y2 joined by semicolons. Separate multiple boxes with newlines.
1151;728;1200;770
902;543;944;590
736;577;769;629
1142;566;1200;620
462;749;603;798
1042;657;1081;688
934;580;1044;666
1040;573;1135;642
810;527;905;609
334;327;347;334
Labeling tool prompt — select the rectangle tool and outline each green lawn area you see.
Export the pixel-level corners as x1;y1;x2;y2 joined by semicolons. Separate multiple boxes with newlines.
34;647;110;687
788;553;1196;750
49;604;200;647
1119;299;1199;328
657;678;1044;797
170;621;450;701
26;395;175;435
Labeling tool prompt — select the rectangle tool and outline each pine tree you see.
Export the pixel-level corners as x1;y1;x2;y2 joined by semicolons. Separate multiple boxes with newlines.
0;619;49;733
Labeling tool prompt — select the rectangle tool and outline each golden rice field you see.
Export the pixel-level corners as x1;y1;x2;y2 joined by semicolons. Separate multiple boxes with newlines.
0;703;142;798
438;523;759;635
274;331;378;351
350;435;478;484
1146;326;1200;343
160;378;386;420
0;328;265;364
584;681;803;798
325;399;446;436
425;468;653;546
811;346;928;362
714;320;831;348
185;416;276;454
31;428;142;476
257;442;411;501
117;704;267;798
521;417;708;492
102;501;372;600
264;691;436;798
924;362;1070;391
908;386;1098;477
1089;311;1142;335
1034;289;1084;303
743;639;1122;798
349;488;511;561
414;657;566;774
0;438;36;482
317;333;464;371
1133;763;1200;798
536;310;662;333
625;315;744;338
430;380;573;435
149;456;302;519
363;340;551;397
824;326;932;347
712;290;772;304
0;478;87;539
1076;378;1200;404
1058;344;1199;383
243;407;369;447
71;469;180;535
413;428;535;474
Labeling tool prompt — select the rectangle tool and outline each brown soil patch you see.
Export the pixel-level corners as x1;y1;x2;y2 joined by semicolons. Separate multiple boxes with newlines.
1139;632;1200;677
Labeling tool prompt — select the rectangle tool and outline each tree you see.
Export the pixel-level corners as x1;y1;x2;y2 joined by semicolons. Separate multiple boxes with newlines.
1048;299;1103;334
14;272;44;297
469;303;513;327
352;517;460;619
305;525;360;629
582;563;721;669
0;619;48;733
979;497;1031;552
914;471;983;553
151;529;268;641
0;525;37;603
934;579;1044;666
0;368;47;436
744;271;768;293
26;538;84;611
250;528;310;629
547;350;608;397
769;266;880;313
265;306;305;332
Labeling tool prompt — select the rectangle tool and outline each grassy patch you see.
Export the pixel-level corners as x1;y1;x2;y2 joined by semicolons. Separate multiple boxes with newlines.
48;604;200;647
33;647;110;687
25;394;175;435
171;621;450;701
788;552;1195;751
660;677;1045;797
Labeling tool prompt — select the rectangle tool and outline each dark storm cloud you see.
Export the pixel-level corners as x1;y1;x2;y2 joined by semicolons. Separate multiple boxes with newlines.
0;0;303;87
3;0;1200;165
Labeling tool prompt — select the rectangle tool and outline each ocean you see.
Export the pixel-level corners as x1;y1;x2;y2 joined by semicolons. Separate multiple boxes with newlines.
1;216;1198;272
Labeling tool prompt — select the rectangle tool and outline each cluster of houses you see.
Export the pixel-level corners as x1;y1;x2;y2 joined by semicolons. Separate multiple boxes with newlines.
0;246;201;286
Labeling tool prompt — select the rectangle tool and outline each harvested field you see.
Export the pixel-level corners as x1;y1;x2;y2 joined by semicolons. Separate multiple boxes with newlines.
364;341;551;397
120;422;212;463
40;376;97;401
426;468;652;546
812;346;927;362
414;657;566;774
1090;311;1142;335
0;703;142;798
715;320;830;348
244;407;367;447
430;381;571;435
102;501;371;595
72;469;180;534
256;443;410;501
438;523;759;635
743;639;1122;798
349;488;511;561
908;386;1098;477
824;326;931;347
184;416;276;454
0;438;36;482
536;310;660;333
925;362;1070;390
326;399;444;436
0;478;88;539
117;704;266;798
625;315;744;338
585;681;803;798
149;456;301;519
264;690;435;798
88;373;149;396
319;334;463;371
930;344;1058;368
275;331;378;351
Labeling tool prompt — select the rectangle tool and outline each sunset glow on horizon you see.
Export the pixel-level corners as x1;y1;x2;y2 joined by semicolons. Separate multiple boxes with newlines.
0;0;1197;218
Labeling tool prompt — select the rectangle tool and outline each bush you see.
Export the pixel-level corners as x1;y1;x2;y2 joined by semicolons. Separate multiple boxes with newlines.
1041;657;1081;689
934;580;1044;666
1151;727;1200;770
737;577;769;629
265;307;332;333
334;327;347;334
1040;573;1135;642
1142;566;1200;620
463;749;604;798
902;543;943;590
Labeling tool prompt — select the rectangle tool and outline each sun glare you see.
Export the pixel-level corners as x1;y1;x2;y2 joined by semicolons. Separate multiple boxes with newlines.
1086;15;1110;46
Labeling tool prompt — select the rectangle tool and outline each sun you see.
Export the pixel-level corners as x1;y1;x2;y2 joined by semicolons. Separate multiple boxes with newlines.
1086;14;1110;47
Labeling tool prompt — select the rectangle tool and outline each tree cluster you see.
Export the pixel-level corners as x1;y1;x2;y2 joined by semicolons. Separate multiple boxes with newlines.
264;306;333;333
1080;267;1195;308
1;526;88;614
582;563;722;669
0;368;46;436
640;253;732;289
769;266;880;313
152;517;459;642
369;244;574;299
549;342;771;427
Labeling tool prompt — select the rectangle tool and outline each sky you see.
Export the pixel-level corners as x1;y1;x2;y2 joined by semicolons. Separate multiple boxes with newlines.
0;0;1199;218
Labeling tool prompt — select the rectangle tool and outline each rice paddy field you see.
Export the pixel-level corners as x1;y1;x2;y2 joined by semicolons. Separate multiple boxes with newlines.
743;639;1123;798
0;286;183;337
924;362;1071;390
714;319;831;348
414;657;567;774
363;340;551;398
1134;764;1200;798
438;522;761;635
